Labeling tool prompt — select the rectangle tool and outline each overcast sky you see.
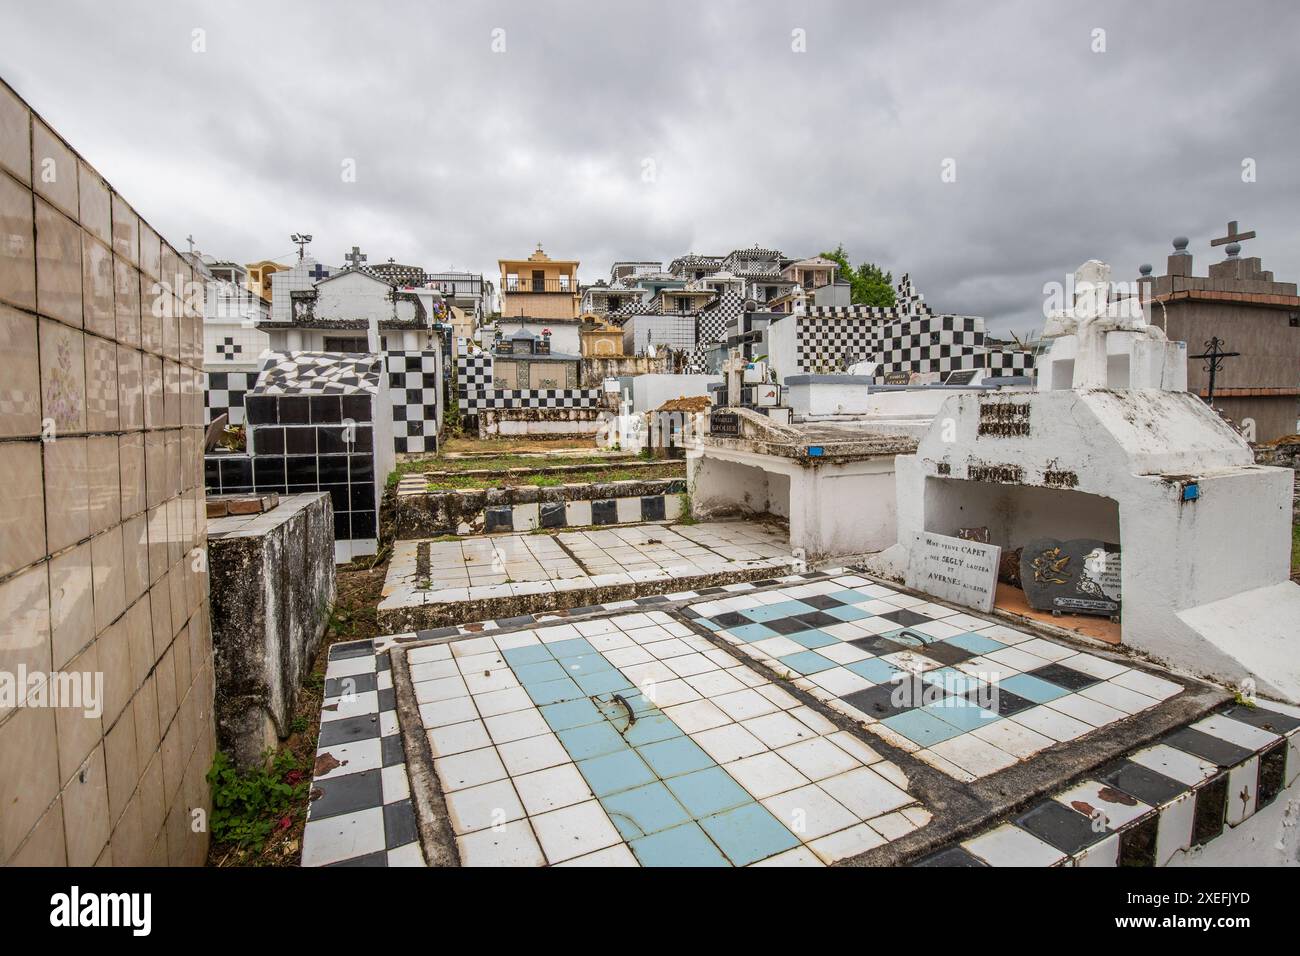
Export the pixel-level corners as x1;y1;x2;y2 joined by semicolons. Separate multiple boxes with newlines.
3;0;1297;335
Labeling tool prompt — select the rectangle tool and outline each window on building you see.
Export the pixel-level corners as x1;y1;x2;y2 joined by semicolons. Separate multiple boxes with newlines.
324;336;369;352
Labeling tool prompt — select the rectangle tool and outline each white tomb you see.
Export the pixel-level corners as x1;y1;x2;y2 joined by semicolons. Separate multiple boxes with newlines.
870;260;1300;703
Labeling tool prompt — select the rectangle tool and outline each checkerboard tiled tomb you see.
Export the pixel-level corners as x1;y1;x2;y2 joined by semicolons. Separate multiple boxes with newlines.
456;351;602;413
297;565;1299;867
206;348;442;454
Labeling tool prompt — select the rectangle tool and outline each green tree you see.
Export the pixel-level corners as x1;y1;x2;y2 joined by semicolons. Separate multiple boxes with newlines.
819;244;896;307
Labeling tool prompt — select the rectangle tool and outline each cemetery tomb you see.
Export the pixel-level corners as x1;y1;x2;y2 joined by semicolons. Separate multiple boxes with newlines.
301;567;1247;868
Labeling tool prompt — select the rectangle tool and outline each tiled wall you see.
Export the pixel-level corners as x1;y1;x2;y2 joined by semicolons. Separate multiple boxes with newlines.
456;352;603;412
206;391;383;561
0;80;214;865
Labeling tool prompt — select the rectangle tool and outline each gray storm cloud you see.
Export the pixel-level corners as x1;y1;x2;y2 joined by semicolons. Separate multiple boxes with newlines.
2;0;1296;335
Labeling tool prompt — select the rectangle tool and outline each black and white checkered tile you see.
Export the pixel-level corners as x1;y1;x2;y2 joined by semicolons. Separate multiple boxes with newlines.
301;641;425;867
685;290;746;373
455;351;602;413
204;370;255;426
386;350;441;454
919;703;1300;867
215;335;244;361
255;351;383;396
300;569;840;866
986;349;1036;375
791;274;1035;378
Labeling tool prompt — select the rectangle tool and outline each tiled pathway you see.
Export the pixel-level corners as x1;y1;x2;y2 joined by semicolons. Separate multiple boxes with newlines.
687;576;1183;781
380;521;791;610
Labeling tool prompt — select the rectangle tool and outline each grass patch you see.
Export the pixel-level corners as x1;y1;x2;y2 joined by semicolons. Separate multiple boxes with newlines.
1292;521;1299;574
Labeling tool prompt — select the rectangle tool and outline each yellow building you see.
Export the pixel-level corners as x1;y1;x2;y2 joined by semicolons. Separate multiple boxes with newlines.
579;313;625;356
245;259;290;303
499;244;580;321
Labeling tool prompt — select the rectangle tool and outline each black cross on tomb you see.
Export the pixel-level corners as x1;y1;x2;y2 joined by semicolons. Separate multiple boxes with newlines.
309;263;331;281
344;246;368;268
1210;220;1256;251
1190;336;1241;406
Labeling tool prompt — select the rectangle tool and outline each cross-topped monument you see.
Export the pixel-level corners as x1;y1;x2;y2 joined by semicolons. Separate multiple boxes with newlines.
1209;219;1256;255
1043;260;1161;389
344;245;368;269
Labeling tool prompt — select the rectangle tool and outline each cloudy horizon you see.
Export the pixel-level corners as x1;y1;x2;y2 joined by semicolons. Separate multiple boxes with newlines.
3;0;1297;335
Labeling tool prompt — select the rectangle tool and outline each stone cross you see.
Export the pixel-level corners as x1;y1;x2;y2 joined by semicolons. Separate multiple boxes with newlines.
1044;260;1153;389
1210;220;1256;250
344;246;368;268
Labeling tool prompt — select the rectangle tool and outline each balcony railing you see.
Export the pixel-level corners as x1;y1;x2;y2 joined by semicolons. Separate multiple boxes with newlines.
503;278;575;294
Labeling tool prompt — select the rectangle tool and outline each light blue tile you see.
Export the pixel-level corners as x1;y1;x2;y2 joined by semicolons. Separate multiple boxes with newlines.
513;659;567;685
729;622;778;642
699;803;799;866
622;713;683;747
744;601;814;622
946;631;1006;654
846;657;904;685
664;767;753;818
557;721;627;760
825;605;869;622
602;782;691;840
540;697;603;731
546;637;597;660
786;629;839;650
826;589;871;603
578;749;656;797
525;677;584;706
630;822;731;867
696;618;721;631
558;653;613;677
574;668;634;696
921;667;981;694
502;644;552;667
637;736;713;779
880;708;966;746
1001;673;1069;703
777;650;837;675
921;698;998;732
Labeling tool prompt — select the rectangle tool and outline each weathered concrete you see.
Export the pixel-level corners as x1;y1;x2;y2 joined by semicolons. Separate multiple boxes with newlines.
394;475;686;538
375;562;785;633
209;493;337;769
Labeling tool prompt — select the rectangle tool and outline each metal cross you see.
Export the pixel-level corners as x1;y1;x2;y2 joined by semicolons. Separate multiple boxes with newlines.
1189;336;1241;406
344;246;367;268
1210;220;1256;249
186;234;195;254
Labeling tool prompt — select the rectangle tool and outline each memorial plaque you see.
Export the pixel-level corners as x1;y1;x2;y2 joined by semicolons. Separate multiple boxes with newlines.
906;530;1002;613
883;371;912;385
945;369;978;385
708;409;740;436
1020;537;1121;616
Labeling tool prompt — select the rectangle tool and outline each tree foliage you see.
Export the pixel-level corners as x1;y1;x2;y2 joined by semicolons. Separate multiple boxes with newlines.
820;244;896;307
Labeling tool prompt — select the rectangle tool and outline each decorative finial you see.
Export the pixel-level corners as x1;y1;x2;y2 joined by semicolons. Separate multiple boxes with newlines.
1225;242;1241;259
1172;236;1190;253
1139;263;1153;277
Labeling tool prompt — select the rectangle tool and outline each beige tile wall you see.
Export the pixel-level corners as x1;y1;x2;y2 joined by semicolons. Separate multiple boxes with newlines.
0;78;214;866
